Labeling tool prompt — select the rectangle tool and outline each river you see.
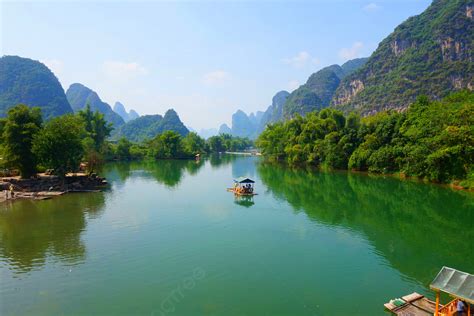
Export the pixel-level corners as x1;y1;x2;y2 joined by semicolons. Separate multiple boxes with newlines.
0;155;473;315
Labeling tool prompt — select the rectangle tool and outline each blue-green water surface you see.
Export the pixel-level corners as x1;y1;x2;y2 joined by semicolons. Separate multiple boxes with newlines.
1;155;473;315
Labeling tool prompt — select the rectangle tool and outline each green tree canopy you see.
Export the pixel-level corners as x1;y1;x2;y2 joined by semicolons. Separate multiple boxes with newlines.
33;115;85;177
78;104;112;151
257;91;474;187
2;104;42;178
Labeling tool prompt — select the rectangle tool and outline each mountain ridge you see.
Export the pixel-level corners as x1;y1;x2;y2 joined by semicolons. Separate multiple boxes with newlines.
283;57;368;118
331;0;473;114
113;102;140;122
113;109;189;142
0;56;73;119
66;83;125;128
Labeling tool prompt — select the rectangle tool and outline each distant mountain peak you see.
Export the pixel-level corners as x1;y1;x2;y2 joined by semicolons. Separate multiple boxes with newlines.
113;109;188;142
164;108;179;117
66;83;125;127
113;101;139;122
218;123;232;135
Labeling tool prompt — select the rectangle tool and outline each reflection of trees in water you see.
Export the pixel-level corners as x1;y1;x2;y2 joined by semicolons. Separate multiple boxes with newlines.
0;192;106;274
208;153;238;169
102;159;205;188
232;156;258;179
209;154;259;179
258;162;474;286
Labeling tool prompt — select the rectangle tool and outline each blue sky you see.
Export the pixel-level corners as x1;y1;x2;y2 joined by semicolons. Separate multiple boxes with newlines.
1;0;432;129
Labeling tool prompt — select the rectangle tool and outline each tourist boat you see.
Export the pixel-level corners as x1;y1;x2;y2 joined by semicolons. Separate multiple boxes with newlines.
227;177;257;196
384;266;473;316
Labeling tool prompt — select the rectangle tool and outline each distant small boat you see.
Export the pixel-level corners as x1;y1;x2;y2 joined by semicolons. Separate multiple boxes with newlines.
227;177;257;196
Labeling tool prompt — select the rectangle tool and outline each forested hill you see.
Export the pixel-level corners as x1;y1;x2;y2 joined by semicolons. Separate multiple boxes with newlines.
283;57;368;119
0;56;73;119
66;83;125;128
113;109;189;142
332;0;474;114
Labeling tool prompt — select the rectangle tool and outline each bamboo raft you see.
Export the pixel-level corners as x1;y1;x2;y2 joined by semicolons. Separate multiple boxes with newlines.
228;177;258;196
226;188;258;196
384;292;441;316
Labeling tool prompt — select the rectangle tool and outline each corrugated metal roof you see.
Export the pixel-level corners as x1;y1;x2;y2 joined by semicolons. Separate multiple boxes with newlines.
430;267;474;304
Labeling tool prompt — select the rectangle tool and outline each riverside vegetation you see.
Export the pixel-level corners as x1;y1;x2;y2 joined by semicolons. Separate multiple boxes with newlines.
0;103;252;179
256;91;474;189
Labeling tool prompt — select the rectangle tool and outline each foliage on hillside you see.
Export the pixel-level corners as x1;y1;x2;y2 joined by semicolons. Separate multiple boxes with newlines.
283;58;368;118
0;56;73;119
66;83;125;128
257;91;474;187
332;0;474;114
113;109;189;142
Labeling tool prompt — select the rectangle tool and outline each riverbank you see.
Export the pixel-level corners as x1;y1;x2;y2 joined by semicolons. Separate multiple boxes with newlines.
225;151;261;156
259;160;474;192
0;173;107;203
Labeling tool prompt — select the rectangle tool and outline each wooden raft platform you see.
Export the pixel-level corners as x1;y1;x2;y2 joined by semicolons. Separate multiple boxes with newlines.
384;292;441;316
226;188;258;196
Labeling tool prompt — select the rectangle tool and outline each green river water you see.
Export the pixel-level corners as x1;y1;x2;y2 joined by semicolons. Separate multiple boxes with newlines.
0;155;473;315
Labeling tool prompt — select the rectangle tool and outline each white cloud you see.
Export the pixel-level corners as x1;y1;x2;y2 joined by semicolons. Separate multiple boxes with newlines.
287;80;300;91
282;51;320;68
41;59;64;76
338;42;365;61
363;3;381;12
101;61;148;78
202;70;230;85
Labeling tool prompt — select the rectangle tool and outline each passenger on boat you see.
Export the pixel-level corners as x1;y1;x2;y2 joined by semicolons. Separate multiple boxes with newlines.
456;300;468;316
245;184;252;193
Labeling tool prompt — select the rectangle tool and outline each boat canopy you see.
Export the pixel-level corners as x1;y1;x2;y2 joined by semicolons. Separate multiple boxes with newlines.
430;266;474;304
234;177;255;184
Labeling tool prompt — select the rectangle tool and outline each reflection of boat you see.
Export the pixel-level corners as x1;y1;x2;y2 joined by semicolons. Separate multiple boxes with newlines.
234;195;255;208
384;266;473;316
227;177;257;196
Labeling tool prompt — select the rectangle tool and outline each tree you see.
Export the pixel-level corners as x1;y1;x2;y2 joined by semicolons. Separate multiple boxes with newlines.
256;91;474;187
78;104;112;151
116;137;132;160
182;132;207;155
2;104;42;178
207;136;225;153
78;104;113;172
33;115;85;177
147;131;186;159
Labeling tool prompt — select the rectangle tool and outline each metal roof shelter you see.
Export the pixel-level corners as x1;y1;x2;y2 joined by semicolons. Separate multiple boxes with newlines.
234;177;255;184
430;267;474;315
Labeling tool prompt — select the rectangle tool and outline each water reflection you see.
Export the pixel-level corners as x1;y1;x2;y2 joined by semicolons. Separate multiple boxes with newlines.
231;156;257;179
103;159;205;188
234;195;255;208
257;162;474;286
0;193;105;273
208;153;238;169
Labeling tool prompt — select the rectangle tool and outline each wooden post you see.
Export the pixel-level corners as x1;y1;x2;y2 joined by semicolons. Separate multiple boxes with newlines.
468;303;471;316
435;291;440;316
